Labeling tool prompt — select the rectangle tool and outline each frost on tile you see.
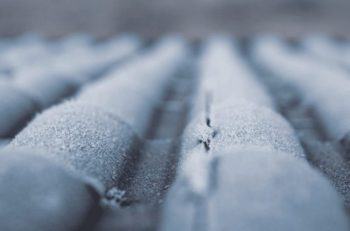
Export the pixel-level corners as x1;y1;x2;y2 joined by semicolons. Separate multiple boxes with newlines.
185;36;282;154
0;150;100;231
77;61;163;137
300;134;350;207
10;101;141;189
78;36;189;137
198;36;274;113
302;35;350;68
253;36;350;141
182;101;304;159
124;138;185;205
160;148;349;231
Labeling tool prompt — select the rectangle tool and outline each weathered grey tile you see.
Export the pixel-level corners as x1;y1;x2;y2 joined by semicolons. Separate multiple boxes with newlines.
0;150;101;231
10;101;140;189
161;148;350;231
12;73;79;109
0;83;39;138
182;102;304;158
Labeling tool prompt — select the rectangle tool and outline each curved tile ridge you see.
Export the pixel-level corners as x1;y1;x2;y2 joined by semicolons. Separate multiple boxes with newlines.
0;150;101;231
0;36;140;138
78;36;190;137
184;37;304;159
182;101;304;159
160;147;350;231
10;100;141;189
48;35;141;84
0;82;40;138
193;36;274;122
302;35;350;68
252;36;350;141
11;73;79;109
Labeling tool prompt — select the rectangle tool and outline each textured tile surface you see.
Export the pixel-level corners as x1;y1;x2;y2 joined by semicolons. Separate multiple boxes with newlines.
0;35;350;230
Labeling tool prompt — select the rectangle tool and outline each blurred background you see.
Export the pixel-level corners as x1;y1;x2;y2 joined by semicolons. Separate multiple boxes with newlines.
0;0;349;38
